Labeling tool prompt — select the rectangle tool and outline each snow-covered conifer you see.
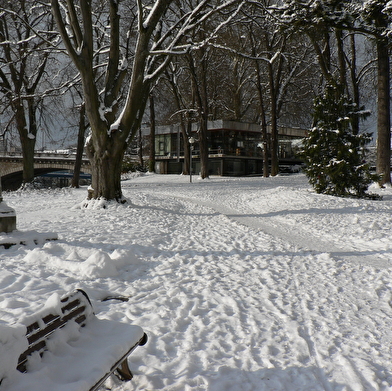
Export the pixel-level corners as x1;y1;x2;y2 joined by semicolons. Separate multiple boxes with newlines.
301;84;379;198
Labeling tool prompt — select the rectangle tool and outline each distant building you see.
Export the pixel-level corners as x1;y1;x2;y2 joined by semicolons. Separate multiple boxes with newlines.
147;120;306;176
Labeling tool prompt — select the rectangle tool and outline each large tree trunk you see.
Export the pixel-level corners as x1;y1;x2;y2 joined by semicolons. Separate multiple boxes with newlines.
376;36;391;185
85;137;126;201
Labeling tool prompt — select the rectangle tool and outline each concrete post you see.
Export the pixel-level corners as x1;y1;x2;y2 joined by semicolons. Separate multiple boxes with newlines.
0;179;16;233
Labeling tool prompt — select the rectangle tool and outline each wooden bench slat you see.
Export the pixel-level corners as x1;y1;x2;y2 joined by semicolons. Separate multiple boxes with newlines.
61;298;85;314
17;291;94;373
41;313;59;325
26;305;87;345
26;321;39;335
17;340;46;373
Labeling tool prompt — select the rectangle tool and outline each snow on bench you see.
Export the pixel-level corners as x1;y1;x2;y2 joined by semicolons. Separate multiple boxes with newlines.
0;289;148;391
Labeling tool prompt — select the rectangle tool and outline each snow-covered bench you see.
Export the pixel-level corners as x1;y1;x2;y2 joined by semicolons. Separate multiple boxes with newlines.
0;289;148;391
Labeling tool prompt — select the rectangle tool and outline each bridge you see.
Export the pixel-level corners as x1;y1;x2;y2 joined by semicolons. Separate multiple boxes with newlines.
0;152;91;190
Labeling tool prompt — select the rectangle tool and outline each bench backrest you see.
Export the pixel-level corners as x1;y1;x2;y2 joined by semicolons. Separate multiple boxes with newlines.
17;289;94;373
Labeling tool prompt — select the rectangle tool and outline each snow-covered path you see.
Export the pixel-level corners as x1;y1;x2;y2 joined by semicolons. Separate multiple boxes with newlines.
1;174;392;390
146;177;392;268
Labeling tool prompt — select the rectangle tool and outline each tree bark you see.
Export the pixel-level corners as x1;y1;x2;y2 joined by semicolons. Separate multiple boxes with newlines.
188;52;209;179
268;61;279;177
199;115;209;179
14;100;36;186
335;29;347;91
349;34;360;136
71;103;86;188
20;134;36;185
265;31;287;177
199;67;210;179
181;120;190;176
85;137;125;200
376;36;391;185
138;126;143;168
149;94;156;173
254;60;269;177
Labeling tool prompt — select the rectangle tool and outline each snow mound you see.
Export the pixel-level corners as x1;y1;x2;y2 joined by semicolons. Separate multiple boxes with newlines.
22;244;143;279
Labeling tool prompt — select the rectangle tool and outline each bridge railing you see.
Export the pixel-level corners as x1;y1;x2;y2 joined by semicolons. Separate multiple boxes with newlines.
0;150;84;158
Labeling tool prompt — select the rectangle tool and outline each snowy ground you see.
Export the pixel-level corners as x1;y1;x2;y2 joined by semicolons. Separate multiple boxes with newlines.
0;173;392;391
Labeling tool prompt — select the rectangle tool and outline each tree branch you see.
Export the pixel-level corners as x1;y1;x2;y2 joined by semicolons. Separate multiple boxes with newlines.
51;0;81;66
65;0;83;48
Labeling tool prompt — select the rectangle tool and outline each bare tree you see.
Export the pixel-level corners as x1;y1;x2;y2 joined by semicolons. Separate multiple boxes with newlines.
0;1;57;186
187;48;210;179
161;64;192;175
238;2;314;176
51;0;244;201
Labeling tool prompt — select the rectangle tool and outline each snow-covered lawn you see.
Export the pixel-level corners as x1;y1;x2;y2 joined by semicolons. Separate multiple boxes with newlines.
0;173;392;390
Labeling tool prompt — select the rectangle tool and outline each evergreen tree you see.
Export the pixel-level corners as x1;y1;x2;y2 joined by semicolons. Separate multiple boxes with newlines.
301;85;379;198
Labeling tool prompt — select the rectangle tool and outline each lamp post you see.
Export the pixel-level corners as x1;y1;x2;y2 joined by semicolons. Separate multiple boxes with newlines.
189;137;195;183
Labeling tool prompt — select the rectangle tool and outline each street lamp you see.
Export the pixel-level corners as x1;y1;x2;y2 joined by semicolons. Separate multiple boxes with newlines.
189;136;195;183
